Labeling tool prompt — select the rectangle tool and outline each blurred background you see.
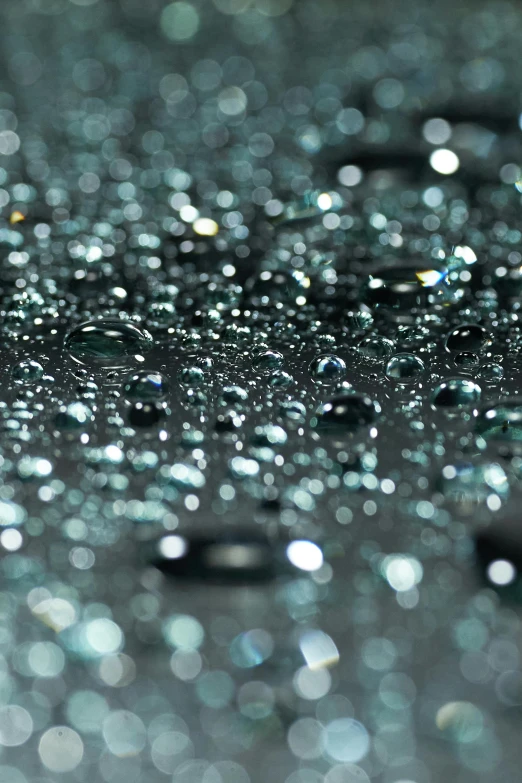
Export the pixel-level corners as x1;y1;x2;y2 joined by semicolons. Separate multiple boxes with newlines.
0;1;522;782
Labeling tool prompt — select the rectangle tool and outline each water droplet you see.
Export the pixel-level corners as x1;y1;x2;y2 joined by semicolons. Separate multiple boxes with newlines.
178;366;205;386
252;424;287;446
12;359;44;384
454;352;480;370
475;528;522;592
363;262;456;309
344;307;374;331
476;399;522;442
358;335;395;360
440;462;508;507
128;402;166;427
314;393;381;432
478;363;504;382
215;412;243;433
220;385;248;404
65;319;153;368
245;270;310;307
385;353;425;384
147;301;177;329
122;371;169;401
17;456;53;479
445;324;491;353
161;463;206;491
268;370;294;388
431;378;481;408
150;532;276;582
279;400;307;423
309;354;346;382
55;402;94;430
252;349;284;370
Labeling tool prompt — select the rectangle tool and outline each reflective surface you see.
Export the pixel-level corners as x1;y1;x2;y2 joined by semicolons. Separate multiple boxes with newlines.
0;0;522;781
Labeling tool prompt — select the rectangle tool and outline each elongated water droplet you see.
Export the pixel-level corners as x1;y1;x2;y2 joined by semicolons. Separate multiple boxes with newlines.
55;402;94;430
128;402;166;427
65;319;153;368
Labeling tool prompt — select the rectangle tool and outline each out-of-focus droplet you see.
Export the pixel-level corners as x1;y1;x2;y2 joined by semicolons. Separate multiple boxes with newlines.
314;393;381;432
431;378;481;408
12;359;44;384
122;371;169;401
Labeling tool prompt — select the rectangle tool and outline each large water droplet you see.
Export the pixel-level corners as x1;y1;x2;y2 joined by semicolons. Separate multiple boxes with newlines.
314;393;381;432
178;366;206;386
440;461;508;507
363;262;456;310
431;378;481;408
252;424;287;447
309;354;346;382
268;370;294;388
476;399;522;442
279;400;307;423
385;353;425;384
65;319;153;368
445;324;491;353
220;385;249;404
